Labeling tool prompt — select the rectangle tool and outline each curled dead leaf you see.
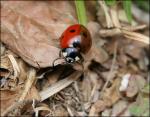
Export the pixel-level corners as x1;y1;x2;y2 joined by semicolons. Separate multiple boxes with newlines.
1;1;77;68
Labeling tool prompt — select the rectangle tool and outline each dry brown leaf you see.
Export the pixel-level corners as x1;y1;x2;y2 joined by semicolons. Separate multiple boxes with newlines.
84;47;109;65
89;100;107;116
126;75;146;98
101;108;112;116
124;43;145;59
102;78;121;106
111;100;130;116
1;1;77;68
125;76;139;98
119;74;146;99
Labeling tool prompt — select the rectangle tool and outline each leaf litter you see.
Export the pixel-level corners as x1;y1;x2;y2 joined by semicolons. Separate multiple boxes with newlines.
0;1;149;116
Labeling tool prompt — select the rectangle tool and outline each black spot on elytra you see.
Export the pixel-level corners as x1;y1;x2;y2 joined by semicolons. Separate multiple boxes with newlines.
70;29;76;33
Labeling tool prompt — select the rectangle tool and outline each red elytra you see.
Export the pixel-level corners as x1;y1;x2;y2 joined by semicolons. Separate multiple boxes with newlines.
59;24;92;63
60;24;92;54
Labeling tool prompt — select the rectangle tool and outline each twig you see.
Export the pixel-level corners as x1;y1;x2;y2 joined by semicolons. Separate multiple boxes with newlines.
39;71;82;101
99;28;121;37
99;25;147;37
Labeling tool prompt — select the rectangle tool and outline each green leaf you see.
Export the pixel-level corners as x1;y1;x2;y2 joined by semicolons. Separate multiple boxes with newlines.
123;0;132;23
105;0;116;6
75;0;87;26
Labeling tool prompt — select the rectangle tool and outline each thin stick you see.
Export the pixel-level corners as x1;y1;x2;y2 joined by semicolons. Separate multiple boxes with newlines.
39;71;82;101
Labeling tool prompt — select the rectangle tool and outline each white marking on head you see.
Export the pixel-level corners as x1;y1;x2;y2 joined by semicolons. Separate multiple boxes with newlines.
66;57;74;63
69;44;73;47
75;56;80;61
62;52;67;57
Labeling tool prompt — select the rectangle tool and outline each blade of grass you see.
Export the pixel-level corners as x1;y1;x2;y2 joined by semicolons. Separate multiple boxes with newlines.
123;0;132;23
75;0;87;26
105;0;116;6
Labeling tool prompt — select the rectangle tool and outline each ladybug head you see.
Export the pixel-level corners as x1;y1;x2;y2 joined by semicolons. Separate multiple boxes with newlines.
62;47;82;63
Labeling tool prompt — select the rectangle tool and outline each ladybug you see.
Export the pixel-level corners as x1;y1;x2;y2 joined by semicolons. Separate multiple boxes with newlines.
60;24;92;63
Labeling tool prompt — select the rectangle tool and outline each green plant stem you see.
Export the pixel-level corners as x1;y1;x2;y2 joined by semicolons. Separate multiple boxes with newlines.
75;0;87;26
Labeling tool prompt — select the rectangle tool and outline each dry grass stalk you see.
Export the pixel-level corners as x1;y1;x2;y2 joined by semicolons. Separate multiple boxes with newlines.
110;5;121;28
122;25;147;31
8;54;20;79
89;81;98;102
66;106;74;116
99;1;113;28
99;27;149;44
121;29;149;44
39;71;82;101
99;28;121;37
18;68;36;102
99;25;147;37
99;1;149;45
